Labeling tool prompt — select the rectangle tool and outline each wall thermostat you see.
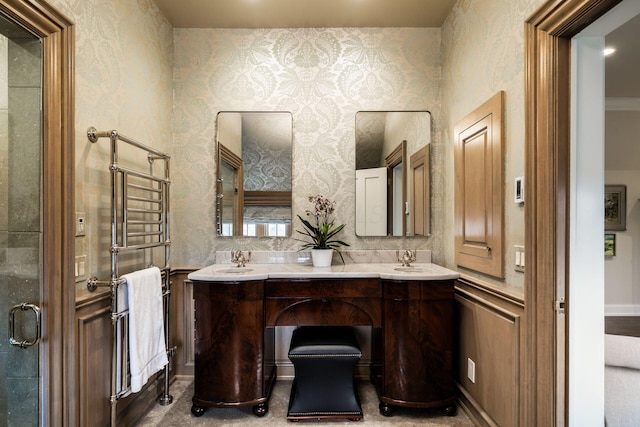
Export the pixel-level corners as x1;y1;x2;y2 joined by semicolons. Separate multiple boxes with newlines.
515;176;524;204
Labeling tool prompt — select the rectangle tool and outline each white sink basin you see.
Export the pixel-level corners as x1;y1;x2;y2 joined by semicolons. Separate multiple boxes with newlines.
216;268;254;274
393;266;425;272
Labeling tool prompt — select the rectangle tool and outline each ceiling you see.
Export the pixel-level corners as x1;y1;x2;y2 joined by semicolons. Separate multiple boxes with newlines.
152;0;638;97
605;13;640;97
152;0;456;28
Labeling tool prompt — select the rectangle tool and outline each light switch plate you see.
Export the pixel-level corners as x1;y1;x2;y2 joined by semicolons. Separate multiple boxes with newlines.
514;245;525;272
515;176;524;204
75;255;87;282
75;212;86;236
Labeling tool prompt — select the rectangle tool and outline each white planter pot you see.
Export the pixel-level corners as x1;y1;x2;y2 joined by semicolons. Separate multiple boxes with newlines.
311;249;334;267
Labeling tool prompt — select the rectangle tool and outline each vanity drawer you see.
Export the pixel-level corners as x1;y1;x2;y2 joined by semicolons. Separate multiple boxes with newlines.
383;279;455;301
265;278;381;298
264;278;382;327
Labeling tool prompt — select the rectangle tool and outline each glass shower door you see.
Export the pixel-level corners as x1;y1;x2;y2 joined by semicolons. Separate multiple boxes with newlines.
0;15;43;427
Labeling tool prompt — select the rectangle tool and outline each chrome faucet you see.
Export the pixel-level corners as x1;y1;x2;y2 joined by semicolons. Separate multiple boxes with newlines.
396;249;416;267
231;250;251;268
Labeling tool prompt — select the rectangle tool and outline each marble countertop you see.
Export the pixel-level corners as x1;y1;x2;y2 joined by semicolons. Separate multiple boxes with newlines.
188;262;460;282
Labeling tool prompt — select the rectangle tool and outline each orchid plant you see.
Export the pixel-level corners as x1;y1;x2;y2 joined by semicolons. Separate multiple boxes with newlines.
296;195;349;263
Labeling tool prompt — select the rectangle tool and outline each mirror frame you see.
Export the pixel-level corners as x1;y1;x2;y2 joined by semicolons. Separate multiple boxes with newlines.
355;111;431;238
215;111;293;237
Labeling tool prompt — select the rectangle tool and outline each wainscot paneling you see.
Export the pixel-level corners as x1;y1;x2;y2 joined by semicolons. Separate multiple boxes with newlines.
75;291;111;426
455;277;525;427
75;282;180;426
173;270;195;377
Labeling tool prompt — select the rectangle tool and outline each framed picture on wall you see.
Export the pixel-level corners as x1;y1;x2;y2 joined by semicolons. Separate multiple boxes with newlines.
604;233;616;256
605;185;627;231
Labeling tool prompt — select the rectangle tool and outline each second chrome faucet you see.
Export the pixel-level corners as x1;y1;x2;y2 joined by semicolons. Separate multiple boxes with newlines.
231;250;251;267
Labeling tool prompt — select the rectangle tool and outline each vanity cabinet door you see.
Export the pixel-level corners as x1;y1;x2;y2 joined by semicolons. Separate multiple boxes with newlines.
381;279;456;408
192;280;266;407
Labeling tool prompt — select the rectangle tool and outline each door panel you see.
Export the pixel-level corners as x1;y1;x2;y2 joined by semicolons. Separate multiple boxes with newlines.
454;91;504;279
410;144;430;236
355;167;388;236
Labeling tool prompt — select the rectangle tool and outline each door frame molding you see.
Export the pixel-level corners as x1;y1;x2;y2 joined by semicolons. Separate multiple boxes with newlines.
524;0;620;425
0;1;75;425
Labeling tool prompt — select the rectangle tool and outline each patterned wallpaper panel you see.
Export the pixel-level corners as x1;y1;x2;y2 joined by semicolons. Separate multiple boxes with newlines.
441;0;545;292
242;113;292;192
48;0;174;287
47;0;544;293
172;27;443;267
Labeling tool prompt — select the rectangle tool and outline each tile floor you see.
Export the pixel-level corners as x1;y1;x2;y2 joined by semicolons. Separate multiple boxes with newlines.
135;379;475;426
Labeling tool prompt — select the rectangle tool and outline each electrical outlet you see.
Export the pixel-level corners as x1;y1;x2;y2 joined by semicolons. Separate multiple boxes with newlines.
467;358;476;383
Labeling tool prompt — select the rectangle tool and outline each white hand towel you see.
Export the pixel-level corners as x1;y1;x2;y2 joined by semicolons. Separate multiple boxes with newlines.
120;266;169;393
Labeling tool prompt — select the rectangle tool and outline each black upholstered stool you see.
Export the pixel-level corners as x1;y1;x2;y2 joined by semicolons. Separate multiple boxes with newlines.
287;326;363;421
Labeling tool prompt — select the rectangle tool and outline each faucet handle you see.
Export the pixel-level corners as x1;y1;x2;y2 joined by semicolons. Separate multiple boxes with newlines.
397;249;416;266
231;249;251;267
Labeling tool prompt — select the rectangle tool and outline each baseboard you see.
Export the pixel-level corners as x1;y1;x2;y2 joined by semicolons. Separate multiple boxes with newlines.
117;371;174;426
605;304;640;316
457;382;498;427
173;374;194;381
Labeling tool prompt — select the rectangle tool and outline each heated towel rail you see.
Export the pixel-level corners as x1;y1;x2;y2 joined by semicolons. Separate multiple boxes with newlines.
85;127;174;427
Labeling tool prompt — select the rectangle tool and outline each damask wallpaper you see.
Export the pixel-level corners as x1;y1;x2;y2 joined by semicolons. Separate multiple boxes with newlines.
242;113;292;192
47;0;174;287
45;0;548;294
172;27;443;267
441;0;545;292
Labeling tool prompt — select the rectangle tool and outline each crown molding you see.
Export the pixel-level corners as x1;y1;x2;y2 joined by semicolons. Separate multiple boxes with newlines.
605;97;640;111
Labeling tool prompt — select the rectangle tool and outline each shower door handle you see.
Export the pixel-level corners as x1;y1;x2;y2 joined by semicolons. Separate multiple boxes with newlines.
8;302;41;349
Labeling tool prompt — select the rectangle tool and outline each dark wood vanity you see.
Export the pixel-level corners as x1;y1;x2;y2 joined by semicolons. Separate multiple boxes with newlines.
191;280;270;416
190;275;457;417
373;278;456;416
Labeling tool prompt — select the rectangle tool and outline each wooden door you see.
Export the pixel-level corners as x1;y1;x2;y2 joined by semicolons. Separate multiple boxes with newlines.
524;1;622;425
410;145;430;236
454;92;504;279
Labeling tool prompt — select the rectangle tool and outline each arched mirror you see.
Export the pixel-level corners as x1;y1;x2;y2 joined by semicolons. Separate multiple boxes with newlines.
216;111;293;237
355;111;431;237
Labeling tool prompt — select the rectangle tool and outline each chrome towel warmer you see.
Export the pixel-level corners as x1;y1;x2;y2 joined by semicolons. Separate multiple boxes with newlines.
85;127;174;427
